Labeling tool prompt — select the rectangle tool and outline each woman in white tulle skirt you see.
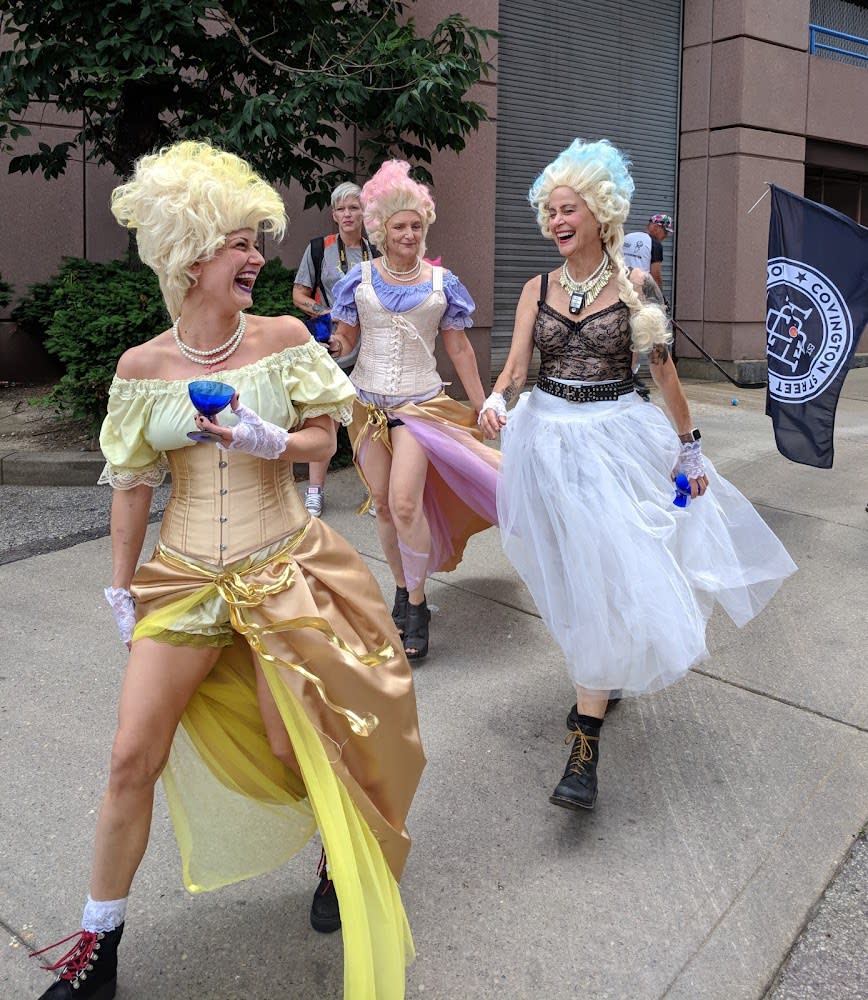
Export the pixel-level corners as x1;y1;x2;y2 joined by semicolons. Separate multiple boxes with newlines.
479;139;796;812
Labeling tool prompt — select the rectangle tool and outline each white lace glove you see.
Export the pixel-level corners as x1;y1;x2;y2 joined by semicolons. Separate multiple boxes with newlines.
676;440;706;480
478;391;507;427
104;586;136;645
220;402;289;460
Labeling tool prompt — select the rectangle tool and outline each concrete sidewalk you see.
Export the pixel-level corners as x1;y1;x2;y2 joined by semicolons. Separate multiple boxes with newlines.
1;373;866;999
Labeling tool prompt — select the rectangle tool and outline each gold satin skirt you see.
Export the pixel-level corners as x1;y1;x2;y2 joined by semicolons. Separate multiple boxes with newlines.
130;516;425;999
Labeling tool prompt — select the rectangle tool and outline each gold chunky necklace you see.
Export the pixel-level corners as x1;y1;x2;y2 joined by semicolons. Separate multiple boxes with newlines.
559;255;613;314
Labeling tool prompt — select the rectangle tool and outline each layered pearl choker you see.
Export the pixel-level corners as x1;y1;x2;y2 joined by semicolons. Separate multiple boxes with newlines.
559;255;613;314
173;312;246;366
381;255;422;282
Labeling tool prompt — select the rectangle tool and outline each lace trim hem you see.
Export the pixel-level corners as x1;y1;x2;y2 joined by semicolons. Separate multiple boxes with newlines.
143;629;234;649
297;401;356;427
98;460;169;489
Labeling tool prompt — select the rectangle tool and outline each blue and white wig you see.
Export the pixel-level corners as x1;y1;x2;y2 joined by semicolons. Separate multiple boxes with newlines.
529;138;670;353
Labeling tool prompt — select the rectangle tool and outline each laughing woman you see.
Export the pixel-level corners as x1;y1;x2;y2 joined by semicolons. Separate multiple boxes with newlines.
327;161;500;663
480;138;795;812
32;142;424;1000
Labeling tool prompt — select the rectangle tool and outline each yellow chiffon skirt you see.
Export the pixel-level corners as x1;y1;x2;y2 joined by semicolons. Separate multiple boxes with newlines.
130;517;425;999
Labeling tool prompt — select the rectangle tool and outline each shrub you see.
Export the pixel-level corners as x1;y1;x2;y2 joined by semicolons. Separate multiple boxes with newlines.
0;273;13;310
15;258;166;434
249;257;302;318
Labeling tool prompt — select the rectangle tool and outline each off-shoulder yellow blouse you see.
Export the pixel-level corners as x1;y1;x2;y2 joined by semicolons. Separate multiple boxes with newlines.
99;341;356;490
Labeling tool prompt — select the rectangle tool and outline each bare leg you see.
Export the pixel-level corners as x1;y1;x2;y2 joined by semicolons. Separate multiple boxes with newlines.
253;653;301;776
388;426;431;606
90;639;222;900
307;458;329;491
576;687;608;721
358;432;404;586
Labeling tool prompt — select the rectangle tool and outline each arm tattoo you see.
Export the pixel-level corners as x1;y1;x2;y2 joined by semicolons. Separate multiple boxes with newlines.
641;274;666;308
647;343;671;365
502;377;522;405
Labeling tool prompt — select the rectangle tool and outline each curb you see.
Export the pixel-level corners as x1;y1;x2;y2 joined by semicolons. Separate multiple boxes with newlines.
0;450;311;487
0;449;104;486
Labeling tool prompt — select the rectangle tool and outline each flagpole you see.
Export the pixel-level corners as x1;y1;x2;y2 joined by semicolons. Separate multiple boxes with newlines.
671;319;768;389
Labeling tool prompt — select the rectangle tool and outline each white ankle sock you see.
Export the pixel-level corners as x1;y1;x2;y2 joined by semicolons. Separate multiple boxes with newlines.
82;895;127;933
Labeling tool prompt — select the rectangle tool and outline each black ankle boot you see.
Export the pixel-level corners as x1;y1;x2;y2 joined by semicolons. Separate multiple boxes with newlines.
391;586;409;637
310;850;341;934
550;719;601;811
403;598;430;661
34;924;124;999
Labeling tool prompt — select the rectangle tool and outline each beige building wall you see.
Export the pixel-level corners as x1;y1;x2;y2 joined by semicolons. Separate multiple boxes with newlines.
677;0;868;376
3;0;867;385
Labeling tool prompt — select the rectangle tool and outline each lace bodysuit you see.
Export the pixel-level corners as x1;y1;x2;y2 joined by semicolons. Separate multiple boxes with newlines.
534;297;633;382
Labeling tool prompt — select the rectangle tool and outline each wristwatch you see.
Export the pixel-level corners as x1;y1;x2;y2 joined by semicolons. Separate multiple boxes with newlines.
678;428;701;444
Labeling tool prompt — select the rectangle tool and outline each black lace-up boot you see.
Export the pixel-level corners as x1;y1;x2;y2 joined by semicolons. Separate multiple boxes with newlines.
310;849;341;934
33;924;124;999
550;716;602;811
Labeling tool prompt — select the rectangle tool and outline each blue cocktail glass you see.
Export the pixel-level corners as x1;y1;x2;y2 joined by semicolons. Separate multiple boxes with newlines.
673;472;691;508
303;313;333;343
187;380;235;443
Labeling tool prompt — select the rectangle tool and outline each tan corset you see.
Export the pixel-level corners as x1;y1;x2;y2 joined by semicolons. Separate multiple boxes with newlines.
350;261;445;398
161;445;306;566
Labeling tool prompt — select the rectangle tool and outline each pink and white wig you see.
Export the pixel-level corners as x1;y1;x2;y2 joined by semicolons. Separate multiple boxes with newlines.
361;160;436;259
529;138;670;353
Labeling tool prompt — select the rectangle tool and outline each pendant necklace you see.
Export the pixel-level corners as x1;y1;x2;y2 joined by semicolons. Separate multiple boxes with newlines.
381;255;422;282
559;255;613;315
173;312;246;368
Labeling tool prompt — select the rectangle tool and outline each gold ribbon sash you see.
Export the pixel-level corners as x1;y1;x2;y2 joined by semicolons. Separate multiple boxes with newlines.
147;526;394;737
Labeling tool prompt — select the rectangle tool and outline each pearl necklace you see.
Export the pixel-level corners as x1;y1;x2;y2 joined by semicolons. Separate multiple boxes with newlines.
173;312;246;366
559;255;613;315
381;255;423;282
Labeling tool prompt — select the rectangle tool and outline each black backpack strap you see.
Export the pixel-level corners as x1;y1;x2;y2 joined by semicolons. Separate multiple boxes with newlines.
310;235;328;307
537;272;548;307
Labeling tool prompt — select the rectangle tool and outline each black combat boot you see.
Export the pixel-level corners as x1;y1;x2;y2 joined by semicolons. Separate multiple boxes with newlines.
33;924;124;999
550;716;602;811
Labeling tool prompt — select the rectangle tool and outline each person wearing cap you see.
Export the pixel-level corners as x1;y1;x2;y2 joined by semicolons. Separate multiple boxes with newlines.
622;212;674;289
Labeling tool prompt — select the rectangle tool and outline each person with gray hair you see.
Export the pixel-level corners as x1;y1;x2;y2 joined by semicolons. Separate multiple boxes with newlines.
480;138;795;813
293;181;379;517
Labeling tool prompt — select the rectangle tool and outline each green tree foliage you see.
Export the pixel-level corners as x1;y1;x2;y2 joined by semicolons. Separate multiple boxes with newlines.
0;273;12;310
0;1;494;203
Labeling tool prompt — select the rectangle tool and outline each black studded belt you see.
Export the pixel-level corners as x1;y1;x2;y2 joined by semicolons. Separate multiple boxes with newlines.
535;375;636;403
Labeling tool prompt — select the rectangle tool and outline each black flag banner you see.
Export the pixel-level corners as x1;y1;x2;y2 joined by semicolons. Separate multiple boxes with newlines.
765;185;868;468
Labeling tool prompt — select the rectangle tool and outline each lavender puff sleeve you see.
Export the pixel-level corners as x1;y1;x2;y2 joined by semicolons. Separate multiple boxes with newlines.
330;264;362;326
440;271;476;330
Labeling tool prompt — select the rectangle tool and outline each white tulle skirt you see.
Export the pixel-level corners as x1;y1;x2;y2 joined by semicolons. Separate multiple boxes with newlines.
498;387;796;696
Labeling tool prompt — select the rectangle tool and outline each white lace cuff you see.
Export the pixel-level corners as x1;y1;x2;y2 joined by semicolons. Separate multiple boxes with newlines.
98;460;168;489
676;441;706;479
478;392;507;426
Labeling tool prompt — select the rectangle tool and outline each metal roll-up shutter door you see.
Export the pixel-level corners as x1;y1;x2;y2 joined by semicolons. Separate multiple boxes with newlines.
493;0;683;375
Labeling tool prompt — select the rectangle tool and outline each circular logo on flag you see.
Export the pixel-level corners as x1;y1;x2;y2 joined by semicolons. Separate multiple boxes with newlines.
766;257;854;403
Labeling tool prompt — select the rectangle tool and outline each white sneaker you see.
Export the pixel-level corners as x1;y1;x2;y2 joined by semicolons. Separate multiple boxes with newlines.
304;487;324;517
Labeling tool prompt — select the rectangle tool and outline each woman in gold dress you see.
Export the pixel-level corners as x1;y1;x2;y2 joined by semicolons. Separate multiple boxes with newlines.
33;142;424;1000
